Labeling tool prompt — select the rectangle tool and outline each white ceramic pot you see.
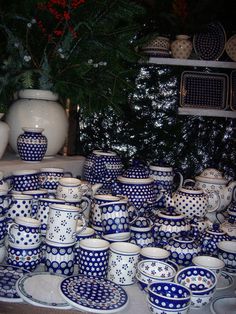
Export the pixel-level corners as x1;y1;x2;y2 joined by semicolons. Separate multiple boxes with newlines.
6;89;68;157
0;113;10;159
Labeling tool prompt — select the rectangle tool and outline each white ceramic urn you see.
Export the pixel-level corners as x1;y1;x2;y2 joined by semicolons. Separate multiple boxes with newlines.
6;89;69;157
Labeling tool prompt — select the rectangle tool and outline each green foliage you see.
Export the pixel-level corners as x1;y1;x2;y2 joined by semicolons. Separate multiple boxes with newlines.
0;0;147;112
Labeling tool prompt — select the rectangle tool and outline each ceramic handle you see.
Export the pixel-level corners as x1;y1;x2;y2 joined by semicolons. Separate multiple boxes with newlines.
63;171;73;178
183;178;196;187
80;196;91;214
74;213;87;234
7;222;19;243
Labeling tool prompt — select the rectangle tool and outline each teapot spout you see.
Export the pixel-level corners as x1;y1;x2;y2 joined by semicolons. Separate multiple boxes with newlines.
91;183;103;196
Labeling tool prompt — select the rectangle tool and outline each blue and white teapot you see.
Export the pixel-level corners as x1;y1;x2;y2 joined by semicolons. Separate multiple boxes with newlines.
111;160;162;216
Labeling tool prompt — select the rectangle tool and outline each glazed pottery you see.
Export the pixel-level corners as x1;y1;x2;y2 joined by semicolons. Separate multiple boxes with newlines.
170;186;219;218
0;190;11;216
6;194;33;221
99;198;131;238
130;216;155;248
0;171;9;192
22;189;49;218
192;255;225;280
174;266;217;309
45;240;75;276
0;242;6;263
147;298;190;314
39;167;72;192
46;203;86;245
90;194;123;229
219;208;236;239
140;247;170;261
6;89;68;157
199;223;231;256
0;113;10;159
74;227;95;265
77;238;110;278
171;35;193;59
36;198;65;234
7;243;42;271
164;234;201;267
17;127;47;162
153;206;191;246
7;169;41;192
217;240;236;274
83;150;123;191
190;168;236;212
8;216;41;246
0;216;6;243
107;242;140;285
147;282;191;310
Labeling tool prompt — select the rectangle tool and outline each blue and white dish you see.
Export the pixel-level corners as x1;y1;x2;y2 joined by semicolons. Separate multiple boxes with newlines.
193;22;226;60
138;260;176;282
174;266;217;309
216;271;234;290
0;264;29;302
59;275;129;313
217;240;236;274
147;282;191;309
16;272;71;309
180;71;229;109
210;296;236;314
147;297;190;314
17;127;47;162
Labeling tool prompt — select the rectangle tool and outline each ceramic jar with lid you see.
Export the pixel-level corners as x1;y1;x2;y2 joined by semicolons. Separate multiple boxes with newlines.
164;233;201;267
111;161;162;216
199;223;231;256
152;206;191;246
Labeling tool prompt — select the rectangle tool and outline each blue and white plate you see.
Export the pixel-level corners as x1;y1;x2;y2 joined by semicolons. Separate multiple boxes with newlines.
193;22;226;60
216;271;234;290
15;272;71;309
210;296;236;314
0;264;29;302
60;275;129;313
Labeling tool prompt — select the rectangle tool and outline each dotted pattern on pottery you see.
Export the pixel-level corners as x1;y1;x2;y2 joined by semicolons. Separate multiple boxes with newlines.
0;266;29;299
12;175;40;191
130;230;155;248
199;231;229;256
39;172;63;190
14;228;40;246
171;36;192;59
17;131;47;162
46;244;73;255
45;259;74;276
7;246;42;271
102;216;130;234
123;166;150;179
218;250;236;273
78;248;109;278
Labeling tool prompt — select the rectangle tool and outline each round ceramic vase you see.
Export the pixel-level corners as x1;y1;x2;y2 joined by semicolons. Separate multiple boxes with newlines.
171;35;193;59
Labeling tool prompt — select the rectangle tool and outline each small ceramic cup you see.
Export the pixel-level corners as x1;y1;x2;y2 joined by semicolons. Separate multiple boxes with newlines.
192;255;225;280
44;240;75;276
36;198;66;234
8;216;41;246
140;247;170;262
78;238;110;278
6;194;33;222
107;242;140;285
39;167;72;192
7;242;42;271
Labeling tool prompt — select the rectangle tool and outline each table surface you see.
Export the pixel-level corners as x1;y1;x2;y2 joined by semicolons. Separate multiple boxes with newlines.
0;266;235;314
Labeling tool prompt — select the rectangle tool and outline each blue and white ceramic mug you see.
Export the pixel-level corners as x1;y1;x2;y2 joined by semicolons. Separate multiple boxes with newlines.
78;238;110;278
39;167;72;192
8;216;41;246
22;189;49;218
6;194;33;222
74;226;96;265
6;169;41;192
107;242;140;285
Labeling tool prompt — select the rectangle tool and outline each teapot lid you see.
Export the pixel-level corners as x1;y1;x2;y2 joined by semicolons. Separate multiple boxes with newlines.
122;160;150;179
206;223;226;235
196;168;228;184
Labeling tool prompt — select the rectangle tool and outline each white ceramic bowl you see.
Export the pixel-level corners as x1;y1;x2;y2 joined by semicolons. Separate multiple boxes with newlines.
140;247;170;261
192;255;225;279
217;240;236;274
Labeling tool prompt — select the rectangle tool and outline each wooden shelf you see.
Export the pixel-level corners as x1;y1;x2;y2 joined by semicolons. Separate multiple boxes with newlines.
178;107;236;118
148;57;236;69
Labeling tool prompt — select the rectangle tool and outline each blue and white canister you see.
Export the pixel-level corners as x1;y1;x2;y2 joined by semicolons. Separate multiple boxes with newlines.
17;127;47;162
78;238;110;278
44;240;75;276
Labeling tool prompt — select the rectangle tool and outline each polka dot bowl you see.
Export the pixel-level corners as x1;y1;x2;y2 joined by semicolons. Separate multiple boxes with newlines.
174;266;217;309
147;297;191;314
217;240;236;274
147;281;192;309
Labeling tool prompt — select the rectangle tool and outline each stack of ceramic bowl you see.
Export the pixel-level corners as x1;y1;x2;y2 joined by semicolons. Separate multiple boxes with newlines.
217;240;236;275
147;282;192;314
174;266;217;309
136;259;176;292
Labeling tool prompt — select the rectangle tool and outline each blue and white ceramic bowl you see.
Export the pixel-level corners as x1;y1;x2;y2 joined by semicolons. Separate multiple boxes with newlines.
147;297;190;314
217;240;236;274
7;243;42;271
138;260;176;283
174;266;217;309
147;282;192;309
